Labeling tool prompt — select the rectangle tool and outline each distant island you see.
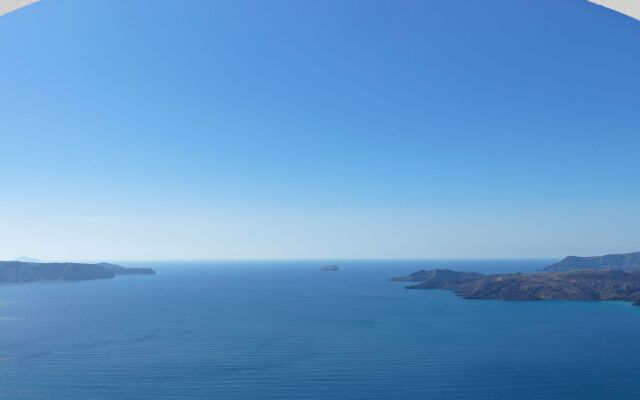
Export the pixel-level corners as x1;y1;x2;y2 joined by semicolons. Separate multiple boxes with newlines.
543;251;640;271
0;261;155;283
392;251;640;306
320;265;339;271
13;256;43;263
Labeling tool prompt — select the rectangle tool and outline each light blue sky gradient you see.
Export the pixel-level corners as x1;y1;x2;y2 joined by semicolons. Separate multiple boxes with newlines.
1;0;639;260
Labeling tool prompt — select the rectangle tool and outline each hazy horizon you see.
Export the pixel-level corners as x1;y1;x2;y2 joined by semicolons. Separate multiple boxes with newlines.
4;256;564;264
2;1;639;261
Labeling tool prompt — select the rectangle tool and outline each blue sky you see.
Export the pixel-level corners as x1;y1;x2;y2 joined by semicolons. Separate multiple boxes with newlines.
1;0;639;260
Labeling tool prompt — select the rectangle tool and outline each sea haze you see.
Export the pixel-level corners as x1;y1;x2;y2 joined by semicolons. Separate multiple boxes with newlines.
1;259;640;399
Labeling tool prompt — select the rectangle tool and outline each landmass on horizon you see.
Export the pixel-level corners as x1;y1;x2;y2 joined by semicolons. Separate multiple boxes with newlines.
543;252;640;271
392;251;640;306
0;261;155;283
13;256;43;263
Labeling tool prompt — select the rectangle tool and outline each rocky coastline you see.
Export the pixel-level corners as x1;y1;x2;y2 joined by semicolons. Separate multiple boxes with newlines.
392;252;640;306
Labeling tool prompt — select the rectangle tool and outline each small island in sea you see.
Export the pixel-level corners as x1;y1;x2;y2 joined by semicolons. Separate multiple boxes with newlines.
0;261;155;283
392;251;640;306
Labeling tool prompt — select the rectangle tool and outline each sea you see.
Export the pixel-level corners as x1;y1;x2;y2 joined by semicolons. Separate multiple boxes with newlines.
1;259;640;399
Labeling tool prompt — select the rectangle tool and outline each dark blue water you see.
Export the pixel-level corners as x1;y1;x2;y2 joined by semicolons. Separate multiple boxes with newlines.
1;259;640;399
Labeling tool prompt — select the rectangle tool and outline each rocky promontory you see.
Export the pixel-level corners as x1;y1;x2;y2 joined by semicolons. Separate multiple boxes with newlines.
0;261;155;283
391;269;483;287
97;262;156;276
392;267;640;306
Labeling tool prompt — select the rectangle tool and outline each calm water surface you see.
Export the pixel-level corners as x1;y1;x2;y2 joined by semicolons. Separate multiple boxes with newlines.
1;259;640;399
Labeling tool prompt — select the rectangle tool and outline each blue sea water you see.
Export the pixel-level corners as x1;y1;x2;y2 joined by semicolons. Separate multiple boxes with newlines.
1;259;640;399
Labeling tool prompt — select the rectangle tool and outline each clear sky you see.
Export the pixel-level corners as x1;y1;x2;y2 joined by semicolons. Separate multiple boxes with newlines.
1;0;639;261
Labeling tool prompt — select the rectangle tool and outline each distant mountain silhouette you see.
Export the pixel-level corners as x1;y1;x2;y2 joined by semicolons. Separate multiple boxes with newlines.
13;256;43;263
543;251;640;271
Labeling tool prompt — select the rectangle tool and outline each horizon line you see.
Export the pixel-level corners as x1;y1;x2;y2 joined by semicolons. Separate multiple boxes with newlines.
3;257;564;264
